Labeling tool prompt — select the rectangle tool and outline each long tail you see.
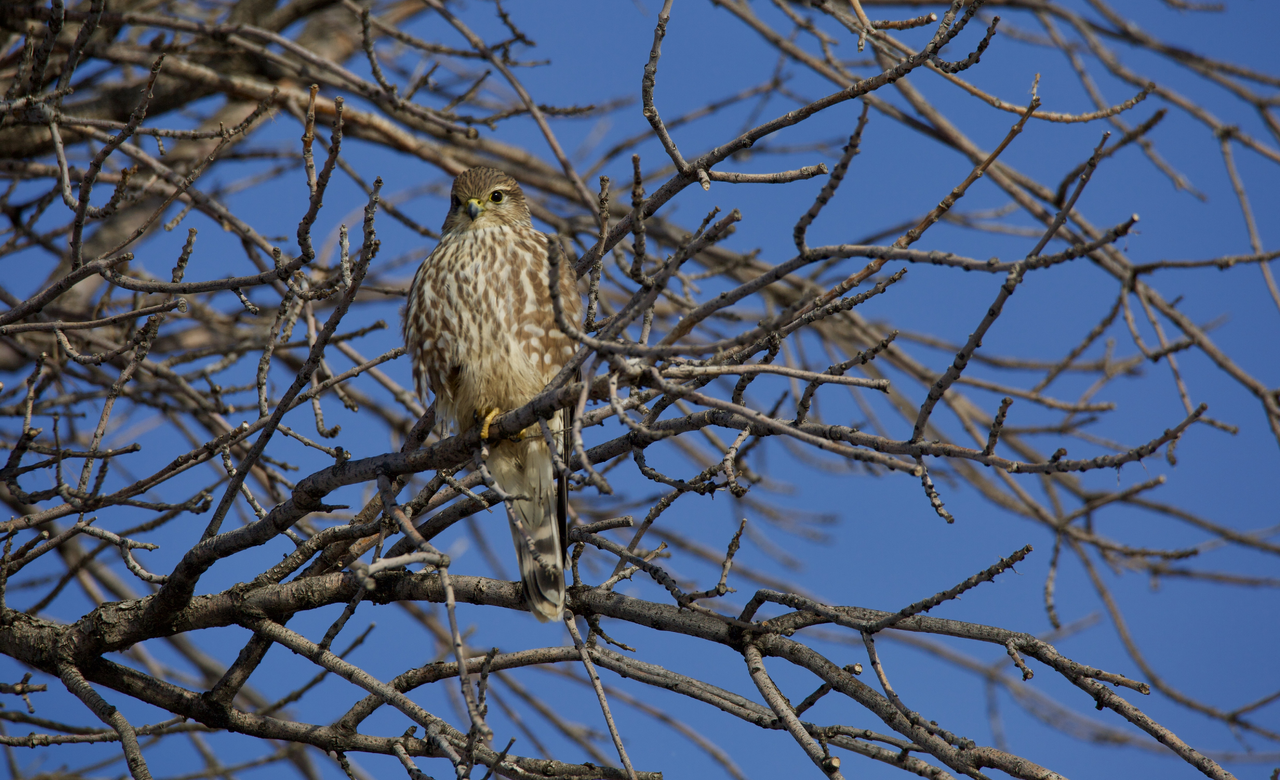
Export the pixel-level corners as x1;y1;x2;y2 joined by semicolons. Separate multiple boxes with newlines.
489;426;565;622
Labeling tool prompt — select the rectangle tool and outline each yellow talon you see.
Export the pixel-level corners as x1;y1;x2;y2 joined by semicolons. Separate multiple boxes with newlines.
478;407;501;440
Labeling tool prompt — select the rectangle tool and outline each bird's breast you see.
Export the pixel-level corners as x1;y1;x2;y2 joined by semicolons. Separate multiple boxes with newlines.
406;226;554;431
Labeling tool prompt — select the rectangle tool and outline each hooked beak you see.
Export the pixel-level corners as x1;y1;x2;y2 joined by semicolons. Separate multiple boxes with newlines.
466;198;483;220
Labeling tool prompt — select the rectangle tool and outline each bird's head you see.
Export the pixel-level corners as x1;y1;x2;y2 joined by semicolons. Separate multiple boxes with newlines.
441;167;532;233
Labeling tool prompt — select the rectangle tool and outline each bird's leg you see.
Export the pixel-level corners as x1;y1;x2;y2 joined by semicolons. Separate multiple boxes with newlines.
477;407;501;440
476;407;534;441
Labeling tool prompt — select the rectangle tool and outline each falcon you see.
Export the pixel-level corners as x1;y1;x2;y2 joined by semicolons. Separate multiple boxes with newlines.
403;167;581;622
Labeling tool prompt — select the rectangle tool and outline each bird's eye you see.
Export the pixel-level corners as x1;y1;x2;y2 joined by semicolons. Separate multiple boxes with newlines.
490;190;505;204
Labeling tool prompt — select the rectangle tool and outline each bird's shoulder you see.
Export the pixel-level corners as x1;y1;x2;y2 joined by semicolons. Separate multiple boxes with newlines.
416;224;580;283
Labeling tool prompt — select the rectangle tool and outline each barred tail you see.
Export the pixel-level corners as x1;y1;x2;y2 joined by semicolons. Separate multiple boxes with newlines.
489;433;565;622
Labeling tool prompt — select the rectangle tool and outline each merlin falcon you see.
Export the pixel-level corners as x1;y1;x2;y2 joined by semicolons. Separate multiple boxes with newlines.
404;167;581;622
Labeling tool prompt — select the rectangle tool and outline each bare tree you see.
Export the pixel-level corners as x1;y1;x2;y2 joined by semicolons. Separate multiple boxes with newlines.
0;1;1276;779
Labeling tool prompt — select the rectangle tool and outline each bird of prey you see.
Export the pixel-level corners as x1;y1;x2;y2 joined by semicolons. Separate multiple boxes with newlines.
404;167;581;622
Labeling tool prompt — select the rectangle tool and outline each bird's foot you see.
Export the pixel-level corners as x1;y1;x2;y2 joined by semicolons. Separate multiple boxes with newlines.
477;407;502;440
